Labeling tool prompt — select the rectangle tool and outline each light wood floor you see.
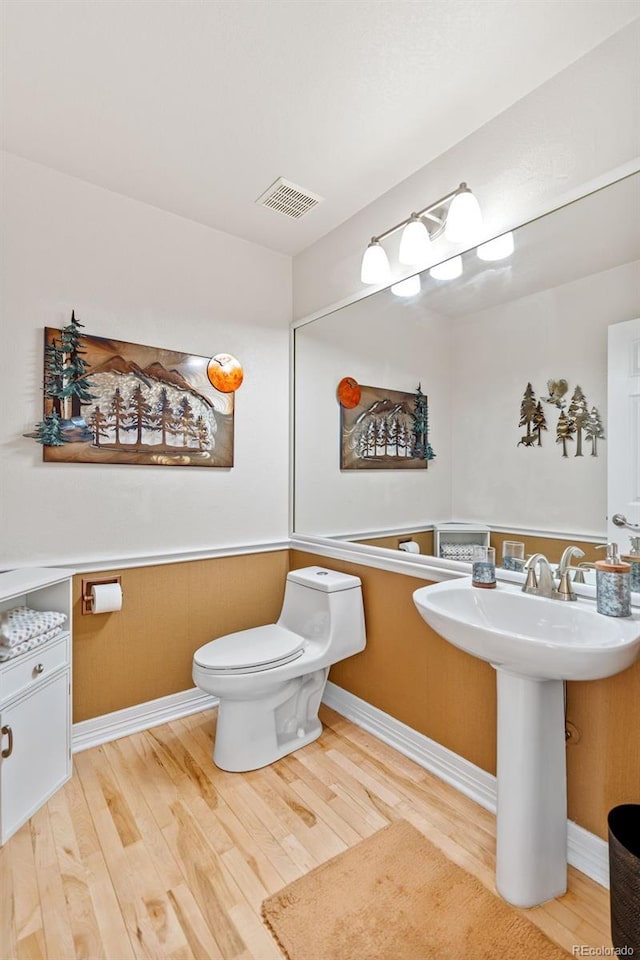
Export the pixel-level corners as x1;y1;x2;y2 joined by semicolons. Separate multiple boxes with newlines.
1;705;611;959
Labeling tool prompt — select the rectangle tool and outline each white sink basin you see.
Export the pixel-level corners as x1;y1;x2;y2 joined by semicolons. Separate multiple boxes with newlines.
413;576;640;681
412;575;640;908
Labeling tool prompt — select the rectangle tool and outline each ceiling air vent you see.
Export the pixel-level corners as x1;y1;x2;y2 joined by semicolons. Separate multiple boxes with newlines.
255;177;323;220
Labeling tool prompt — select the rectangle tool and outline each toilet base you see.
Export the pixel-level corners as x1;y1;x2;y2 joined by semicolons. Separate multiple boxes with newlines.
212;667;329;772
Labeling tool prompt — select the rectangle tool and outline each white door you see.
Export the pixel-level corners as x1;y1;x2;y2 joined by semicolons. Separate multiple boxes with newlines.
608;318;640;546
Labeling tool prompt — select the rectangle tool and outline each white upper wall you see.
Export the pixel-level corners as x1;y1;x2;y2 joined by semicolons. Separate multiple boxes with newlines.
0;153;292;567
292;22;640;320
450;262;639;538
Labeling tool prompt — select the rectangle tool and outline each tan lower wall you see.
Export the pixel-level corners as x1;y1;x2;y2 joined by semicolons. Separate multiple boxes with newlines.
490;532;602;566
72;550;289;722
356;530;600;564
357;530;434;555
291;549;640;841
291;550;497;776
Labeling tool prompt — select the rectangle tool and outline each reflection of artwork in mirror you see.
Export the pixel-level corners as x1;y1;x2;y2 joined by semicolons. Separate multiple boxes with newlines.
340;384;432;470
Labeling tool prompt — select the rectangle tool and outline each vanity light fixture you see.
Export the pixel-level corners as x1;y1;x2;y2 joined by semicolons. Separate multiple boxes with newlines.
444;184;483;242
430;255;463;281
398;215;431;266
360;182;482;285
391;275;421;297
360;239;391;284
477;231;515;261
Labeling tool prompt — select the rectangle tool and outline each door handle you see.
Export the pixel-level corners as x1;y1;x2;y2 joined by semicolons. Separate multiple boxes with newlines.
612;513;640;531
1;725;13;759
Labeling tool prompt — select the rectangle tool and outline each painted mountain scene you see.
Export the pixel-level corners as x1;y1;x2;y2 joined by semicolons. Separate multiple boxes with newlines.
340;383;435;470
41;322;233;467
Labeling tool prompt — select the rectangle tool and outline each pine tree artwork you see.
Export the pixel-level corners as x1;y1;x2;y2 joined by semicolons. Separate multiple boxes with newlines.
36;322;234;466
532;401;547;446
517;382;538;447
556;410;576;457
43;341;65;417
109;387;127;446
340;383;433;469
567;385;589;457
59;310;97;418
33;411;66;446
584;406;605;457
411;384;436;461
88;406;109;446
127;384;156;447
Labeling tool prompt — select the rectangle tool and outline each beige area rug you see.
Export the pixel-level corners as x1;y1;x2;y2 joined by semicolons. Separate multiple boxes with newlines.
261;820;570;960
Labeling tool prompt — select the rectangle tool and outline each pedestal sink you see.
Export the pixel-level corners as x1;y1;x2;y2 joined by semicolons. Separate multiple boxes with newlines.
413;577;640;908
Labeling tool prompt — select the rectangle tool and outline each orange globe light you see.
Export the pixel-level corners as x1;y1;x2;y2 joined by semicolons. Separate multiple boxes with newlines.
337;376;361;409
207;353;244;393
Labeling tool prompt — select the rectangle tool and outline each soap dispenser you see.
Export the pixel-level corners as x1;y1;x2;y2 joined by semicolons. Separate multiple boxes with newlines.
621;536;640;593
595;543;631;617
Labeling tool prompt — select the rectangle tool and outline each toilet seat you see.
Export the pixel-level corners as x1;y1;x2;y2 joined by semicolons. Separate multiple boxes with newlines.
193;624;305;674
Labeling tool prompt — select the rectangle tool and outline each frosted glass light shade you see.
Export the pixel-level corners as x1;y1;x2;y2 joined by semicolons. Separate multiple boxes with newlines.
398;217;431;266
361;241;391;284
445;188;483;243
477;231;514;261
391;275;421;297
429;255;462;281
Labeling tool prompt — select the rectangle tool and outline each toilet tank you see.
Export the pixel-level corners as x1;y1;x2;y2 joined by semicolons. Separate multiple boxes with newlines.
278;566;366;658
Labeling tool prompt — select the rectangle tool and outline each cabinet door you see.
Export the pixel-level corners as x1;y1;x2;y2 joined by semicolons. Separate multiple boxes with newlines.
1;670;70;843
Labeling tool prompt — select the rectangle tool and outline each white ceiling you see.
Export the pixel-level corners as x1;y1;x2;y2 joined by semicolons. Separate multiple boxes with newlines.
2;1;637;256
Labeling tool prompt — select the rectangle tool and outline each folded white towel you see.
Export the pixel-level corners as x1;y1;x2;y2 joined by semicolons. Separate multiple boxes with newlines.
0;606;67;647
0;625;64;662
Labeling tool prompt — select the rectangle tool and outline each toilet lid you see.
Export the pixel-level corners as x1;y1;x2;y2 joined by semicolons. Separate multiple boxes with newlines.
193;624;305;673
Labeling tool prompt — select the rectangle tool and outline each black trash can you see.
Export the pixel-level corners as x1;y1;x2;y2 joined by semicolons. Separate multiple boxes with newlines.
608;804;640;953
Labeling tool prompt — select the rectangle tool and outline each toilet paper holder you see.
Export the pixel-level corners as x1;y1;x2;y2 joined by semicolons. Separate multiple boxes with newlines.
81;576;122;615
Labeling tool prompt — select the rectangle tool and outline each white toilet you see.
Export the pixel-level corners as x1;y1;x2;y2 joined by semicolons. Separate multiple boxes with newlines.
192;566;366;772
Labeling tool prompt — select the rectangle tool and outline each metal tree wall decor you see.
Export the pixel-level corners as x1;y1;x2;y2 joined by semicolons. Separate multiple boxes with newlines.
518;383;548;447
584;406;605;456
567;385;589;456
517;380;604;457
28;312;236;467
556;410;576;457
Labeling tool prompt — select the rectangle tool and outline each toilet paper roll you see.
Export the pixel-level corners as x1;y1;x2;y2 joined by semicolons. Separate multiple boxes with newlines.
91;582;123;614
398;540;420;554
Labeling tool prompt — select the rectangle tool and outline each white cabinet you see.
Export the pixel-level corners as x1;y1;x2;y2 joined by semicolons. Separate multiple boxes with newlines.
0;568;73;844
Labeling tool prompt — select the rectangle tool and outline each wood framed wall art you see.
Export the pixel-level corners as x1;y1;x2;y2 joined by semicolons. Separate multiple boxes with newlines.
39;317;234;467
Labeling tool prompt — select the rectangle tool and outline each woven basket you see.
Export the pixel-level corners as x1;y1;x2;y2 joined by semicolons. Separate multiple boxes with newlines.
608;804;640;952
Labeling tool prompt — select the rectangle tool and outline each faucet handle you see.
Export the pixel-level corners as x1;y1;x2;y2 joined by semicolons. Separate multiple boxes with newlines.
557;570;578;600
558;545;585;575
523;565;538;593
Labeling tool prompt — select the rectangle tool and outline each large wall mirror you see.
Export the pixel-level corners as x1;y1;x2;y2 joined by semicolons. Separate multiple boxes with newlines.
293;172;640;578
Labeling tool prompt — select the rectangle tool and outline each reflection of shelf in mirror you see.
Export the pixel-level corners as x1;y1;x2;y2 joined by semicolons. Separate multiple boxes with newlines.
434;523;490;560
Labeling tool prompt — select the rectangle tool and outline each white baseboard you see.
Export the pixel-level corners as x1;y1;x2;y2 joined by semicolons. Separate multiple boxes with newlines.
72;687;218;753
322;681;609;889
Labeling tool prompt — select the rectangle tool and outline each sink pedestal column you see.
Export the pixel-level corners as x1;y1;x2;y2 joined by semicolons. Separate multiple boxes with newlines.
495;670;567;907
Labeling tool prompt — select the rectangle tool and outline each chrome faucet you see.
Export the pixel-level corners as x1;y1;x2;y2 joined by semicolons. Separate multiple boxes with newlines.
556;545;585;601
522;553;557;598
523;547;586;600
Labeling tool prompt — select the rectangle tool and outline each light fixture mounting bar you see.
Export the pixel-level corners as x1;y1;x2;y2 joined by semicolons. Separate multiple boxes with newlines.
372;185;463;243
